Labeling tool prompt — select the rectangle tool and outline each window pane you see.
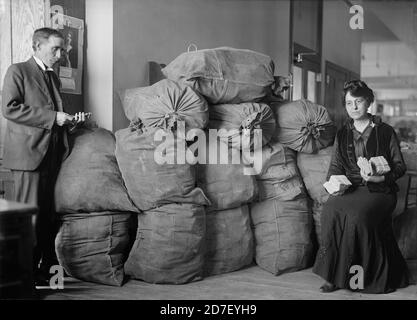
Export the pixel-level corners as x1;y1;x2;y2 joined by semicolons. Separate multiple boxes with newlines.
293;66;303;101
307;70;316;103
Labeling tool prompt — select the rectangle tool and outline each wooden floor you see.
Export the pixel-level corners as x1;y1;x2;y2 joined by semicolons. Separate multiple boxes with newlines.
39;262;417;300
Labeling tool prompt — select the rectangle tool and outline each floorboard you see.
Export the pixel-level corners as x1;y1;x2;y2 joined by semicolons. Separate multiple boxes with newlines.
39;264;417;300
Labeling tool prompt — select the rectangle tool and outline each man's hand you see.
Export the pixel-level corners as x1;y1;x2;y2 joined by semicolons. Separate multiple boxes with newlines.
68;112;92;133
55;112;74;126
360;170;385;183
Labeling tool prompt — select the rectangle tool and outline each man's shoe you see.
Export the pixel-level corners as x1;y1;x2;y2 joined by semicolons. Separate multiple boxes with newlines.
34;268;51;288
320;283;338;293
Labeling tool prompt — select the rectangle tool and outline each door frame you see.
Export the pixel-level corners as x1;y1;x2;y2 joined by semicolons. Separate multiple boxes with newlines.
324;60;360;128
292;43;322;103
289;0;323;103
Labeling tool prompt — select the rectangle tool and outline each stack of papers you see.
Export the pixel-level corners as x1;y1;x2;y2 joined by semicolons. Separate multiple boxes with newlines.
369;156;391;175
323;175;352;194
357;157;373;176
357;156;390;176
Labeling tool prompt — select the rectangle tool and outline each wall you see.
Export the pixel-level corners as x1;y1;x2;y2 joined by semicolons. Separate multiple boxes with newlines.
0;0;48;158
364;1;417;56
293;0;321;52
84;0;113;130
320;0;363;102
322;0;362;74
113;0;291;131
0;0;11;159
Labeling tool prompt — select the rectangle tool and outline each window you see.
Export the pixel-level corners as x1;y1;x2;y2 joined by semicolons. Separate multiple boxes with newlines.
307;70;317;102
292;66;303;101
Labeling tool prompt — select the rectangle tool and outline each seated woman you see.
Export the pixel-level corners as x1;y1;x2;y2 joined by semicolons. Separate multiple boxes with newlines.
313;80;409;294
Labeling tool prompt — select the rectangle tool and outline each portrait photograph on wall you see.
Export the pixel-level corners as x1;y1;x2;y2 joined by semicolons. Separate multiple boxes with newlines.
53;14;84;95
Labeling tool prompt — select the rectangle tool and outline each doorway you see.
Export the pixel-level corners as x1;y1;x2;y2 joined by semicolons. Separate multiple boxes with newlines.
324;61;360;129
292;43;322;104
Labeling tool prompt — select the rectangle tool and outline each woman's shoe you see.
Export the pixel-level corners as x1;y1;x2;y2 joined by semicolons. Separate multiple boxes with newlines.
320;282;338;293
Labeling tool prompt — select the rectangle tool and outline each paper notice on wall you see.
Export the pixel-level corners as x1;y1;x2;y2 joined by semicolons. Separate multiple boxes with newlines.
59;67;73;78
61;77;76;91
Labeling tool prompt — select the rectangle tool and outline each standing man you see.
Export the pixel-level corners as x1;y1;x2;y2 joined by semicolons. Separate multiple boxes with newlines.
1;28;87;285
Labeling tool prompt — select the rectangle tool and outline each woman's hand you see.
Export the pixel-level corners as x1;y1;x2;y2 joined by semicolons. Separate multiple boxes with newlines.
360;170;385;183
331;190;345;196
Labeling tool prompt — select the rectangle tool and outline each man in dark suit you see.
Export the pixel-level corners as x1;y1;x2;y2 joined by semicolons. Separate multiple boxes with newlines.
1;28;87;285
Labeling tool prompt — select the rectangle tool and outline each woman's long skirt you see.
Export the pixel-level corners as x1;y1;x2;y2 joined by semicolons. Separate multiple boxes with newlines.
313;186;409;293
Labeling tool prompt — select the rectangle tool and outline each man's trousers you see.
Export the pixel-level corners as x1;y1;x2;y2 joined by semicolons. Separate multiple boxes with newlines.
11;129;64;272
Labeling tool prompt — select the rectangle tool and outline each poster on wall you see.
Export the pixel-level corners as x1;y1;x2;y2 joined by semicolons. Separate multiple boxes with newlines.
51;7;84;95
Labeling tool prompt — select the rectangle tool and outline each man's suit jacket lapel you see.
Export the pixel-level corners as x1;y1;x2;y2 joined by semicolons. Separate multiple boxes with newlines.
27;57;63;112
27;57;51;98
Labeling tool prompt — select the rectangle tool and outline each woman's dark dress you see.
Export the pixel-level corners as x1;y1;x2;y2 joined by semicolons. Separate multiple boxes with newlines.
313;115;409;293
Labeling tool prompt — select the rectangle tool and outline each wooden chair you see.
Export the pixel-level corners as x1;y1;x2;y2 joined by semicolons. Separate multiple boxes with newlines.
393;170;416;219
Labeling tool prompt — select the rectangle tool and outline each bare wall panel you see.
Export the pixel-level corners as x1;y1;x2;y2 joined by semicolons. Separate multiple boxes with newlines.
113;0;291;131
0;0;11;158
11;0;48;63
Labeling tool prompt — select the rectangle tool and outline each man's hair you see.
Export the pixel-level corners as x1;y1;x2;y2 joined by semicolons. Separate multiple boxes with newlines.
32;28;64;51
342;79;375;106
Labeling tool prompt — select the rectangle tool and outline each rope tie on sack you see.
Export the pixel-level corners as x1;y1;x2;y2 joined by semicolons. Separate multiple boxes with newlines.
301;122;324;139
162;112;184;132
129;118;144;133
240;112;261;132
240;112;262;151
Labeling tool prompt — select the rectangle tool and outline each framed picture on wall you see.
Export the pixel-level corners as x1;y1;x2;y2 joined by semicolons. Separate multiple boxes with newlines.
52;13;84;95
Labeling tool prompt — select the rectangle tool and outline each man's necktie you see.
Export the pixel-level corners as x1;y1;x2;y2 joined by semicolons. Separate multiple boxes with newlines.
43;70;63;148
44;70;58;111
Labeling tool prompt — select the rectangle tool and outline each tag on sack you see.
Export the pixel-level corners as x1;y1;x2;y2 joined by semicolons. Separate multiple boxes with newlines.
323;175;352;194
